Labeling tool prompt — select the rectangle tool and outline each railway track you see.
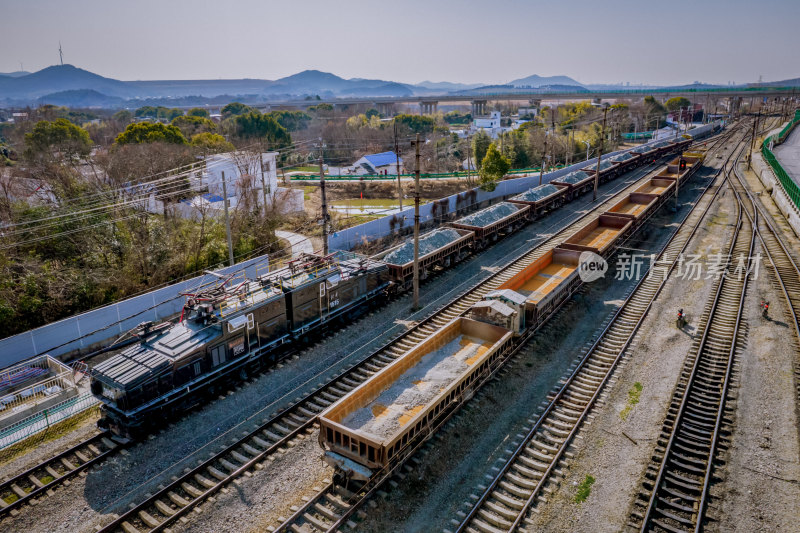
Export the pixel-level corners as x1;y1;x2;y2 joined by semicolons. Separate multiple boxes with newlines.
0;156;666;527
628;147;755;533
0;431;123;517
452;130;748;533
93;145;702;533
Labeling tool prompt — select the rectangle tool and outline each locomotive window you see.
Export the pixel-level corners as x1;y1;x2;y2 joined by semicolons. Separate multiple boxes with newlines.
319;283;326;297
360;442;367;457
211;346;226;367
368;447;375;463
193;361;202;376
247;313;255;330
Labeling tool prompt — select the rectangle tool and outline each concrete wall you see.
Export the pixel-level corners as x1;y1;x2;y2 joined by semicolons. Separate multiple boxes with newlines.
0;255;269;369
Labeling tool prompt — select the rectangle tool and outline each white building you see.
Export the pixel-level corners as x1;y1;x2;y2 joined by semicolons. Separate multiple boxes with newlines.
124;151;304;219
351;151;403;175
470;111;505;138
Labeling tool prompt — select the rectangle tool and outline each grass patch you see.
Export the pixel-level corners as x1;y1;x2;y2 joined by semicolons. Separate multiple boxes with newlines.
2;492;19;505
574;474;596;503
0;405;100;468
302;186;315;200
39;474;55;485
620;382;643;420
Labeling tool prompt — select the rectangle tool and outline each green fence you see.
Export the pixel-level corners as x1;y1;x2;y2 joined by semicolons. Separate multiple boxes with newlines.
761;110;800;210
289;165;571;182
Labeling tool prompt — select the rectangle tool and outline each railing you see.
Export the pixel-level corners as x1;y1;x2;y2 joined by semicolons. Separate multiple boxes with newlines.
0;392;99;451
761;110;800;210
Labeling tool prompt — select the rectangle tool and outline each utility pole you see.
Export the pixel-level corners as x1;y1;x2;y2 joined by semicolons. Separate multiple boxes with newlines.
592;105;609;202
259;153;269;217
466;134;473;187
413;133;421;311
749;111;760;170
539;134;547;186
318;138;329;255
394;121;403;213
220;171;235;267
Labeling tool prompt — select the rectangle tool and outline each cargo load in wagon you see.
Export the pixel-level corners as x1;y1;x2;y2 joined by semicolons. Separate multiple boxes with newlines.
560;214;633;256
450;202;529;243
551;170;592;187
605;192;659;220
635;178;676;197
496;247;582;321
318;317;512;477
379;228;472;267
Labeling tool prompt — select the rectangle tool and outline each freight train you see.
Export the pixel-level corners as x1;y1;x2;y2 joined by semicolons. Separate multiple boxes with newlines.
318;149;706;482
90;135;702;439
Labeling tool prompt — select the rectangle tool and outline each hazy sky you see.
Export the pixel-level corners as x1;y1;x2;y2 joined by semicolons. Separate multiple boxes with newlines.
2;0;799;86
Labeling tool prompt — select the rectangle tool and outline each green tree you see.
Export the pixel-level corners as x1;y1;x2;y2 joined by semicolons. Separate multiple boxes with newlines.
187;107;210;118
267;110;311;132
114;122;188;145
221;102;252;119
665;97;691;112
23;118;92;162
478;143;510;192
394;114;435;134
471;130;491;170
232;111;291;146
171;115;217;137
365;108;380;120
112;110;133;124
190;132;235;153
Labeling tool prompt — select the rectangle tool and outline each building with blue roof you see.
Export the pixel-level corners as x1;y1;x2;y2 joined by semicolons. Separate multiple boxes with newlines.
352;151;403;175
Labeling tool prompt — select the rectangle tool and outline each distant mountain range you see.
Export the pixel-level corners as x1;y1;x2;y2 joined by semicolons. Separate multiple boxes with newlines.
0;64;797;109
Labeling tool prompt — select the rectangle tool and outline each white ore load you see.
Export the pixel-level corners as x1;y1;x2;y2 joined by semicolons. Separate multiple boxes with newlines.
512;183;561;202
456;202;518;227
384;228;462;265
557;170;590;184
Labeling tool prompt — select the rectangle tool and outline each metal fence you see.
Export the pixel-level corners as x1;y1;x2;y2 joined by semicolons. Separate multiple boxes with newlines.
761;110;800;210
0;392;99;452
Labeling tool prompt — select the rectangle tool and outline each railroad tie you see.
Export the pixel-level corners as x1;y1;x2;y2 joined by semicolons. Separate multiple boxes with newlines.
314;502;339;521
120;521;142;533
194;473;216;489
241;443;261;457
167;491;190;508
28;474;44;489
218;458;239;473
251;436;270;449
101;437;118;450
207;466;227;481
303;511;331;531
263;429;284;442
154;498;176;516
60;458;76;470
181;482;204;499
138;510;160;528
74;451;90;464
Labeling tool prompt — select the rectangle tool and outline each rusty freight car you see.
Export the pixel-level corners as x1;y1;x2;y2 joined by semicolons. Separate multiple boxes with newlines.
560;214;633;257
507;183;569;218
450;202;529;249
318;317;513;480
375;228;474;288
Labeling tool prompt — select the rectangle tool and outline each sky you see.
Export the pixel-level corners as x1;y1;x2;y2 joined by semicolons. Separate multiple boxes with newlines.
1;0;799;86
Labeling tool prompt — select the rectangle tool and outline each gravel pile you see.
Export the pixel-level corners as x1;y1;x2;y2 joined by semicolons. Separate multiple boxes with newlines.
609;152;634;162
383;228;462;265
512;184;561;203
555;170;590;185
342;334;487;440
455;203;518;228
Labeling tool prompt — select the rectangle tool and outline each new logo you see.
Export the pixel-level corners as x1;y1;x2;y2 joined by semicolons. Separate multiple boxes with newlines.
578;251;608;282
